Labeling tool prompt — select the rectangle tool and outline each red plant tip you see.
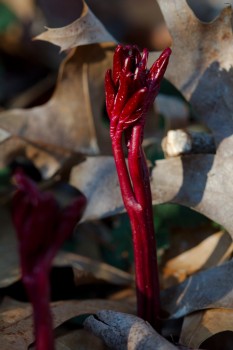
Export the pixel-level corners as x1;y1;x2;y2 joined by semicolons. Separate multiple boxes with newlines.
105;45;172;136
12;173;87;277
148;47;172;82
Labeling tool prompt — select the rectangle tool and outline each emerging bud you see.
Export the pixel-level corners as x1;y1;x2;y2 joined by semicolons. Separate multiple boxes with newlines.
105;45;171;136
12;171;86;279
12;171;87;350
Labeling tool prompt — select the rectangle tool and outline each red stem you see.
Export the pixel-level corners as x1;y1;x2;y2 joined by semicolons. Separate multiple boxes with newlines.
112;125;160;330
127;125;160;329
111;131;147;315
24;270;54;350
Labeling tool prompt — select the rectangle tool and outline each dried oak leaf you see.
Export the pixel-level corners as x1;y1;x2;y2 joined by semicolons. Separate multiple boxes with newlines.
151;154;233;239
0;129;10;144
55;328;106;350
84;310;177;349
70;156;123;222
0;298;134;350
54;251;133;287
161;259;233;319
35;0;116;51
155;95;189;132
180;308;233;348
155;0;233;153
162;231;233;288
0;43;114;157
149;3;233;238
0;136;78;180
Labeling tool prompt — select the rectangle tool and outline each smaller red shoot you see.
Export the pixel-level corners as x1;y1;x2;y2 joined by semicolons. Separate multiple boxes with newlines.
12;171;86;350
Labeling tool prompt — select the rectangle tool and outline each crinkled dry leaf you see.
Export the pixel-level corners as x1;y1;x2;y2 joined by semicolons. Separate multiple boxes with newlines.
0;298;33;350
180;309;233;348
151;154;233;240
0;129;10;144
35;0;116;51
0;136;79;180
0;298;135;350
161;260;233;319
55;251;133;287
155;95;189;132
52;300;135;331
70;156;123;222
162;231;233;288
156;1;233;150
0;43;114;157
147;3;233;238
55;328;106;350
84;310;177;349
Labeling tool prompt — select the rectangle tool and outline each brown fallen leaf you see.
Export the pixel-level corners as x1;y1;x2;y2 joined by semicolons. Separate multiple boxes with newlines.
180;308;233;348
0;298;33;349
155;95;189;132
151;154;233;240
55;328;106;350
35;0;116;51
54;251;133;287
84;310;177;349
156;1;233;145
161;259;233;319
0;129;10;144
0;43;114;157
52;300;135;331
148;3;233;239
70;156;123;222
0;298;135;350
162;231;233;288
0;135;81;181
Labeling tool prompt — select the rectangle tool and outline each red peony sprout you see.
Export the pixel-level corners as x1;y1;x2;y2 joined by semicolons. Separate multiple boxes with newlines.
105;45;171;329
12;171;86;350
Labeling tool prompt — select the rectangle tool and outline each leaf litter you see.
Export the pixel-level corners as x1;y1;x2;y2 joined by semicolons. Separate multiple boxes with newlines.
1;0;233;348
0;44;115;156
35;0;116;51
0;298;135;350
162;230;233;288
180;308;233;348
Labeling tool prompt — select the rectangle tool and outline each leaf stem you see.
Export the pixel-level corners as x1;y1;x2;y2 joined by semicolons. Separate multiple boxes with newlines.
111;131;147;315
128;125;160;329
112;125;160;330
24;270;54;350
